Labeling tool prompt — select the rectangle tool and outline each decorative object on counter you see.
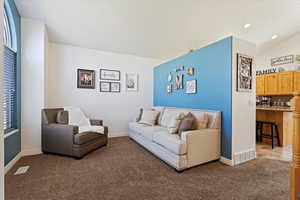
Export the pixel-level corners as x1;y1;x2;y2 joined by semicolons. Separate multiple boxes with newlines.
237;53;253;92
167;72;172;82
295;55;300;62
271;55;294;66
111;82;121;92
126;73;138;91
166;85;172;93
186;80;197;94
175;74;183;89
100;69;121;81
278;67;285;72
186;68;194;76
77;69;95;89
256;68;276;76
100;82;110;92
175;66;184;72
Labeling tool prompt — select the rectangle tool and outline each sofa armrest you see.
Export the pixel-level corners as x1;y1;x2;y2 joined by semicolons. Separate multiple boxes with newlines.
181;129;221;167
42;124;79;155
90;119;103;126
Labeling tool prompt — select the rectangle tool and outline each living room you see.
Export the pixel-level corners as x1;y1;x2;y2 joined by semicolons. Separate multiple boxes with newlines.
1;0;300;200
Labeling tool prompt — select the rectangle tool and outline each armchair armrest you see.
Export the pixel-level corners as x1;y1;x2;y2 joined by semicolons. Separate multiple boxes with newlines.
90;119;103;126
42;124;79;155
181;129;221;168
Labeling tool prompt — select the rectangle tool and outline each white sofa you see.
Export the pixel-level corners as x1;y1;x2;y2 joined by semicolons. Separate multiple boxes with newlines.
128;107;221;171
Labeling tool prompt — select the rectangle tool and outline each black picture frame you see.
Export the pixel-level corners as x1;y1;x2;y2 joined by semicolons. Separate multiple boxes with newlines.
77;69;95;89
100;69;121;81
236;53;253;92
100;81;111;92
110;82;121;93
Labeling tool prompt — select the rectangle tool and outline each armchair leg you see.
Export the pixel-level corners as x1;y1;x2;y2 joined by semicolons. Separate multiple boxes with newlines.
175;169;184;173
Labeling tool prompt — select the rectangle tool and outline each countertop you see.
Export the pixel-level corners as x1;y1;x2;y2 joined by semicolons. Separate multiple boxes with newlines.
256;106;292;112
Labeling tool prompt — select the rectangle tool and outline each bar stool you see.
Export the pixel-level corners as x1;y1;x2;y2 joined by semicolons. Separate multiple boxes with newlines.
256;121;280;149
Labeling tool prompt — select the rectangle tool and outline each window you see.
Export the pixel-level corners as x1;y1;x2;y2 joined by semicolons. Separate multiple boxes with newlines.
3;8;17;133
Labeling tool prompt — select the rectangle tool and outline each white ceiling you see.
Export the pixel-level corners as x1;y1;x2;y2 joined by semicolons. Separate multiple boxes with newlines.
15;0;300;59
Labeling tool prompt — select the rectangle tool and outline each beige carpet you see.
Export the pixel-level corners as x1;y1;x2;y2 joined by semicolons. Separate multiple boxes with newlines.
5;137;290;200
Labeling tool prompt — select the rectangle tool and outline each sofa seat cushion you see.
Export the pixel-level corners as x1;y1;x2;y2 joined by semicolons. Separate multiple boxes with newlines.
129;122;149;134
139;126;168;141
153;132;187;155
74;132;103;145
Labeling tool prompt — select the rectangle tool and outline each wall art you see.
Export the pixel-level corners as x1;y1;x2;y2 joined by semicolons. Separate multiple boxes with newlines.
186;80;197;94
100;82;110;92
175;74;183;89
126;73;138;91
237;53;253;92
166;85;172;93
100;69;121;81
271;55;294;66
111;82;121;93
77;69;95;89
167;72;172;82
187;68;194;76
175;66;184;72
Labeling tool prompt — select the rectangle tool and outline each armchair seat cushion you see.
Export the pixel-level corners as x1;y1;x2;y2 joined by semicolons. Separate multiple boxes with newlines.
74;132;104;145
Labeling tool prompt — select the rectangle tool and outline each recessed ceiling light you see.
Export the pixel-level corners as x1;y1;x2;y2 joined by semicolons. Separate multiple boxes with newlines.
244;24;251;29
272;35;278;40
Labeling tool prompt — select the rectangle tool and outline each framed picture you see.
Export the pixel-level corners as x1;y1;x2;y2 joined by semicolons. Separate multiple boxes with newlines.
175;74;183;89
111;82;121;93
237;54;253;92
100;69;121;81
126;73;138;91
100;82;111;92
77;69;95;89
186;80;197;94
166;85;172;93
271;55;294;66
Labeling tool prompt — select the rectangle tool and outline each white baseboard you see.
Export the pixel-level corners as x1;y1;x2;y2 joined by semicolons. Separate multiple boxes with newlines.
5;152;22;174
22;148;42;156
109;132;128;138
220;156;234;166
233;149;256;165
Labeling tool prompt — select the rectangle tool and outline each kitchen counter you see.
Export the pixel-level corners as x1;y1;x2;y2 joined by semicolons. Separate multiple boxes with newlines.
256;106;292;112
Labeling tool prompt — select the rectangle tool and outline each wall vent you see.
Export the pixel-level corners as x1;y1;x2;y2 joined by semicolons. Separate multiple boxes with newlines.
234;149;256;165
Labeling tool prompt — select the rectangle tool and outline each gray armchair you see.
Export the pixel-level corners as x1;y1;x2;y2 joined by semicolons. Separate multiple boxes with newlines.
42;108;108;159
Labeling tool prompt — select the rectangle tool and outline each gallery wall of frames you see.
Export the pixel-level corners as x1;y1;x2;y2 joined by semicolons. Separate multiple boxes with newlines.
77;68;138;93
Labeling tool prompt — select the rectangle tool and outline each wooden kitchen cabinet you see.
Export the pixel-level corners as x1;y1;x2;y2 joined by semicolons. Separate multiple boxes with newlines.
264;73;279;95
294;71;300;92
278;71;294;95
256;75;265;95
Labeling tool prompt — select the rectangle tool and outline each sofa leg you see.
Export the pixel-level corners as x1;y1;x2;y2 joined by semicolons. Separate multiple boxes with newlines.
75;156;82;160
175;169;184;173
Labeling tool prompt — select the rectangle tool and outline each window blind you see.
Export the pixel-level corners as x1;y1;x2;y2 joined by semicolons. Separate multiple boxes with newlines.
3;46;17;133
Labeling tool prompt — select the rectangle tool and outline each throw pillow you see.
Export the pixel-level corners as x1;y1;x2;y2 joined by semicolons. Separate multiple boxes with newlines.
178;112;196;137
56;111;69;124
139;110;160;126
136;108;143;122
196;113;209;129
161;112;185;134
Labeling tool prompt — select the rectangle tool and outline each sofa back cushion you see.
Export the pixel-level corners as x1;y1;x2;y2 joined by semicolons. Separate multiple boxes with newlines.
160;111;185;134
139;110;160;126
56;111;69;124
160;108;221;129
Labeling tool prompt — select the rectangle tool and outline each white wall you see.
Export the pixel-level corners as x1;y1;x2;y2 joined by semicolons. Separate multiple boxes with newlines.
257;33;300;71
0;1;4;199
231;37;257;165
21;18;48;155
47;43;161;137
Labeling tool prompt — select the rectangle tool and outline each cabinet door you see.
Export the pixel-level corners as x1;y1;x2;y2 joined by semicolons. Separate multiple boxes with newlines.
278;71;294;95
256;76;265;95
294;71;300;92
265;73;278;95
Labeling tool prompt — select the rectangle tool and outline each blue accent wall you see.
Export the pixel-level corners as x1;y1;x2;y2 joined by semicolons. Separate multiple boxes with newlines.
4;0;21;166
154;37;233;159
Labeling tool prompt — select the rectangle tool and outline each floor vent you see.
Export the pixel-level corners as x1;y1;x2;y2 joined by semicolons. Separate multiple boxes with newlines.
14;166;30;175
234;150;256;165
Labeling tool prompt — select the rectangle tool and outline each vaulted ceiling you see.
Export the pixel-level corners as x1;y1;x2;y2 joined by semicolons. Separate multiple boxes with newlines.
15;0;300;59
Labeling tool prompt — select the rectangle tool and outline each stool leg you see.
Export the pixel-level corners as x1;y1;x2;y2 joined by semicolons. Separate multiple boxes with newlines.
275;124;280;147
260;123;263;142
271;124;274;149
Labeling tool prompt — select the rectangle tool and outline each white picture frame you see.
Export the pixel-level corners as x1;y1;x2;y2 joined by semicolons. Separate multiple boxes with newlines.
186;80;197;94
126;73;138;91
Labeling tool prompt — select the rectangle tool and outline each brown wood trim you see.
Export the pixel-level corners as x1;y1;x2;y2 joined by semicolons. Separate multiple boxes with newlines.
291;92;300;200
